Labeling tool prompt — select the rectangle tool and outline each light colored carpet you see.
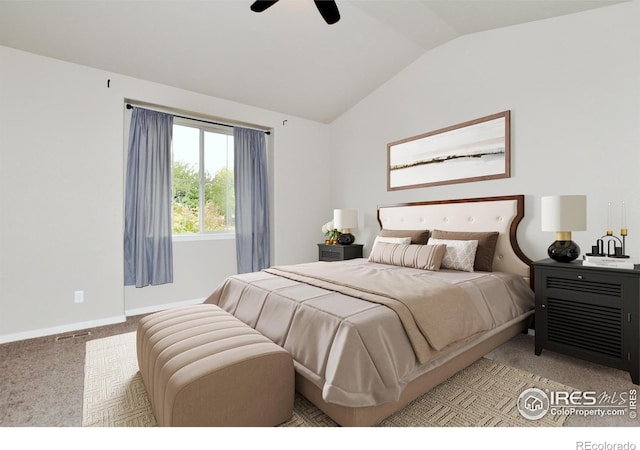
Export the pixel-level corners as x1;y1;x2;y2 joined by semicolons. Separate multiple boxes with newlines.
83;332;573;427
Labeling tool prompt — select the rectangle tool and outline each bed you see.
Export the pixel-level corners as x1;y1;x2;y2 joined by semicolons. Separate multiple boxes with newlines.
204;195;534;426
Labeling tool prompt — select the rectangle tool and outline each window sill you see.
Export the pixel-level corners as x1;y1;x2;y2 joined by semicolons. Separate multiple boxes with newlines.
172;233;235;242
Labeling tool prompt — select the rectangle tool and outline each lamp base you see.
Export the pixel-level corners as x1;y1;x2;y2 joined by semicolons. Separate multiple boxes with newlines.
338;233;355;245
548;240;581;263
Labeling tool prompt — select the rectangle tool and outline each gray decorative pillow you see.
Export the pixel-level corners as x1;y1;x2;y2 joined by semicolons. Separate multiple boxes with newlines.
379;229;430;245
427;238;479;272
431;230;499;272
368;242;446;271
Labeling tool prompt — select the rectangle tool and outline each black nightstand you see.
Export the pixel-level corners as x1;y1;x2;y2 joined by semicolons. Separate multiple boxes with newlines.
318;244;363;262
533;258;640;384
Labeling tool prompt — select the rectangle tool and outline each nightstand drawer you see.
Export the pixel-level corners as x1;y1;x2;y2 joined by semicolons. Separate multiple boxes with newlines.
542;270;625;306
320;246;343;261
317;244;363;262
546;273;622;295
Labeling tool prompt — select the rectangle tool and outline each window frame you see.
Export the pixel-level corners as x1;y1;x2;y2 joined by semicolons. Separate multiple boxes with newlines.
171;117;235;241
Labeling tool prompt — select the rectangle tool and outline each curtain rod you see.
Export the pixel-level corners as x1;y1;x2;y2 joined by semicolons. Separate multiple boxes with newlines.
125;104;270;135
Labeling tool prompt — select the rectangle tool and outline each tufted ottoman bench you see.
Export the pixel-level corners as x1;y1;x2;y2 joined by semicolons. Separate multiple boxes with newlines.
136;304;294;427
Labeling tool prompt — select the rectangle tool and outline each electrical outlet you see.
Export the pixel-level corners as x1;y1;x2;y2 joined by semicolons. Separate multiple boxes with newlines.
74;290;84;304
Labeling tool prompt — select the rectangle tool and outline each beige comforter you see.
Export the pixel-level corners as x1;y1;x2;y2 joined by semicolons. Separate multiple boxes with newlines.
265;262;487;360
205;259;534;407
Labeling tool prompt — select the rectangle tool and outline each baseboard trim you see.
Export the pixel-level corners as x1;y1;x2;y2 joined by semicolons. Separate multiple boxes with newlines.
0;315;127;345
0;298;207;345
125;297;205;318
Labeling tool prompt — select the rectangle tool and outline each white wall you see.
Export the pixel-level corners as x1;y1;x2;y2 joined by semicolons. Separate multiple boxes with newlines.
0;46;330;342
329;2;640;262
2;2;638;342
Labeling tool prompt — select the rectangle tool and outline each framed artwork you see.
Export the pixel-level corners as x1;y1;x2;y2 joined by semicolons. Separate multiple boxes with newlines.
387;111;510;191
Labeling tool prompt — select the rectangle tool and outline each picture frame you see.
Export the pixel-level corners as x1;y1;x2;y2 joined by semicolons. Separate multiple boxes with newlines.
387;111;511;191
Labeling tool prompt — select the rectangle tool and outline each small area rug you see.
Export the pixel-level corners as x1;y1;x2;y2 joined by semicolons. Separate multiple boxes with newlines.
83;332;571;427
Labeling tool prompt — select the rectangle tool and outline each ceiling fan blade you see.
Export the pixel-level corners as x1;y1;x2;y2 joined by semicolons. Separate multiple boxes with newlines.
314;0;340;24
250;0;280;13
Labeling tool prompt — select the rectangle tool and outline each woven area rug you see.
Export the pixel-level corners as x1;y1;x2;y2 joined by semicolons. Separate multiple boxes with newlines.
83;332;572;427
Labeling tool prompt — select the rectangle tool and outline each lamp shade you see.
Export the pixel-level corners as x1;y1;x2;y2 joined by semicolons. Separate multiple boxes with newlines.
333;209;358;230
541;195;586;232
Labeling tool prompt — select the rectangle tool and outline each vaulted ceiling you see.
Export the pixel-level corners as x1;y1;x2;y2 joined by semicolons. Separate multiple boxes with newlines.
0;0;627;123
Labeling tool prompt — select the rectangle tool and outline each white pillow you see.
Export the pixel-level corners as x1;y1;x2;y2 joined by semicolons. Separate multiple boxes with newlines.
427;238;479;272
371;236;411;253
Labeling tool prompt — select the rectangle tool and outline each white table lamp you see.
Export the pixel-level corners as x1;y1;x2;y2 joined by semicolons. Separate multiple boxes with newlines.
333;208;358;245
541;195;587;262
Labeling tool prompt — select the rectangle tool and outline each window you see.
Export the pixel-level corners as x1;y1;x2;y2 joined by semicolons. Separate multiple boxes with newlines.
172;118;234;236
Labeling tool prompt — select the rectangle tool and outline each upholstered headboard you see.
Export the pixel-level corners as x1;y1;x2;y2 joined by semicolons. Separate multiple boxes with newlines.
377;195;532;280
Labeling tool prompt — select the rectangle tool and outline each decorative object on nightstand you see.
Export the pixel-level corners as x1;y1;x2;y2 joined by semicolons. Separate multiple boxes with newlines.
321;220;340;244
334;208;358;245
541;195;586;263
584;201;631;267
533;259;639;385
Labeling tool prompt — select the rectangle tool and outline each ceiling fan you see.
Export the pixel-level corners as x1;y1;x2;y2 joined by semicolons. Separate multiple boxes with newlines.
250;0;341;25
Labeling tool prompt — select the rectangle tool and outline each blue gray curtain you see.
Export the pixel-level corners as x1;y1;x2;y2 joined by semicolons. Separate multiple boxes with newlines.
234;127;270;274
124;107;174;287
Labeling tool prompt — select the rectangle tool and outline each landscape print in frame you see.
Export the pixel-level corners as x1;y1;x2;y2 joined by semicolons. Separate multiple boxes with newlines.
387;111;510;191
